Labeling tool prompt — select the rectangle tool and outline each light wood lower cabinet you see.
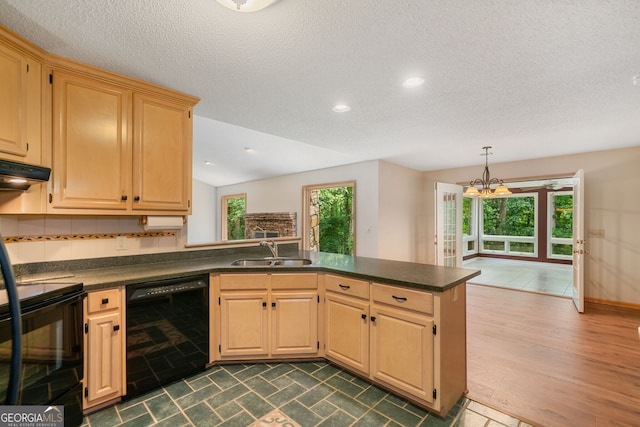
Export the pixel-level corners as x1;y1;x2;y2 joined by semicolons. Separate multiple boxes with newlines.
324;291;369;376
219;291;269;358
211;273;319;361
370;304;434;404
271;291;318;356
83;288;126;412
211;271;466;417
324;276;466;417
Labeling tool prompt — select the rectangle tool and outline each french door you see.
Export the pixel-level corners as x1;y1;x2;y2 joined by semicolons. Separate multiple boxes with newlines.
435;182;463;267
572;169;585;313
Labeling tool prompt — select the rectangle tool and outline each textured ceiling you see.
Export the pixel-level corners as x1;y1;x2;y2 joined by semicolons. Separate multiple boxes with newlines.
1;0;640;186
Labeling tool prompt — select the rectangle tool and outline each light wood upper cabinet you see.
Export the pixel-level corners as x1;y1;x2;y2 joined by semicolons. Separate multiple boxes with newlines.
51;87;193;212
132;93;191;211
49;66;196;214
0;28;47;214
0;28;44;165
51;70;131;210
0;42;29;157
0;26;199;215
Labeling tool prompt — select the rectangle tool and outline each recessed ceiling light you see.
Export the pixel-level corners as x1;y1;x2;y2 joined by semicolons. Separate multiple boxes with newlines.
332;104;351;113
204;160;214;166
215;0;278;13
244;147;256;153
633;75;640;86
402;77;425;88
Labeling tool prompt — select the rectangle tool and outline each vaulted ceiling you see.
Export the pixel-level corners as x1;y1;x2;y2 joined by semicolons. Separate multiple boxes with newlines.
2;0;639;186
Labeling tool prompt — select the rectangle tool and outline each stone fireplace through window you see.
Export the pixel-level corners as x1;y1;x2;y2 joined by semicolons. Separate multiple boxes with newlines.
244;212;296;240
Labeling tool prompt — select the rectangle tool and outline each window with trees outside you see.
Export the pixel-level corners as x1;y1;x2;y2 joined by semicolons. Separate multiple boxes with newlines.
221;194;246;241
548;191;573;260
303;182;355;255
463;189;574;262
481;194;538;256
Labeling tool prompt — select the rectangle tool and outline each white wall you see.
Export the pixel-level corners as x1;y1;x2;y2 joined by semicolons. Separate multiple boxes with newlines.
188;179;217;244
213;160;424;262
423;146;640;305
217;161;381;258
377;161;423;261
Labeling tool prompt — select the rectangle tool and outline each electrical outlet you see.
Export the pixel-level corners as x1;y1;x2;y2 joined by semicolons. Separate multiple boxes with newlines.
116;235;127;250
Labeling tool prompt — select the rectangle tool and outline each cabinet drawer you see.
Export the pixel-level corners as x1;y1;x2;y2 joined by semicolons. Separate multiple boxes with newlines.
220;273;269;290
372;283;433;315
87;288;121;314
271;273;317;290
325;274;369;300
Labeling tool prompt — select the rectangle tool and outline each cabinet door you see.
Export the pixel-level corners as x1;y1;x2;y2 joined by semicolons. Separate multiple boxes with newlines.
271;291;318;356
0;43;28;157
325;293;369;375
51;70;131;209
85;311;122;405
370;305;435;403
132;93;191;212
220;292;269;358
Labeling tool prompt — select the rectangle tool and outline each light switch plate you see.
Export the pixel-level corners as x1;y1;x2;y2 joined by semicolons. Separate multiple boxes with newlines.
588;229;605;238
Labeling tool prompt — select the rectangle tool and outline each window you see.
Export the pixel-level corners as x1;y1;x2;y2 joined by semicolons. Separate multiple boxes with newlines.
302;182;355;255
480;194;538;257
221;194;246;241
548;191;573;260
463;197;478;256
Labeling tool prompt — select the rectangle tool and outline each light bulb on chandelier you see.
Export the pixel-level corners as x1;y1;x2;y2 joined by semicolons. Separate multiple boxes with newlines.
463;146;511;198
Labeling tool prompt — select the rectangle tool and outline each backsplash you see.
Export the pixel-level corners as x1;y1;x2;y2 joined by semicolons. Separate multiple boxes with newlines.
0;215;188;265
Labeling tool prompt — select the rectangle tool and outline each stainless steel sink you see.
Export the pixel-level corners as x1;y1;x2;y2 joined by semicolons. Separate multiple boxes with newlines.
230;258;312;267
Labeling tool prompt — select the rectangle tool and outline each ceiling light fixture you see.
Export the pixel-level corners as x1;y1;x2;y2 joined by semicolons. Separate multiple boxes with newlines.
332;104;351;113
204;160;214;166
463;146;512;198
215;0;278;12
633;75;640;86
244;147;256;153
402;77;424;88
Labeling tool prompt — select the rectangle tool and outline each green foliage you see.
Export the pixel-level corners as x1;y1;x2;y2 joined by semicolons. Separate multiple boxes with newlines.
551;195;573;238
226;197;246;240
552;243;573;256
462;198;471;235
318;186;354;255
482;196;535;236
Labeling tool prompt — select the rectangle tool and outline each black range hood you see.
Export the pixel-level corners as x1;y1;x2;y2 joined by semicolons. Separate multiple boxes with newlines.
0;159;51;191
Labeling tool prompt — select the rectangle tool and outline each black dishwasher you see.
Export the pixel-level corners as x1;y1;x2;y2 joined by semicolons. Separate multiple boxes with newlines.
125;275;209;399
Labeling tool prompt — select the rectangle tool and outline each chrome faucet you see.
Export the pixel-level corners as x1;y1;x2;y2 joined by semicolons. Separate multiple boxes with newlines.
260;240;278;258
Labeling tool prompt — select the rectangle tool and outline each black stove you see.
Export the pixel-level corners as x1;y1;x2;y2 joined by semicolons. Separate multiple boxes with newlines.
0;281;84;315
0;280;85;426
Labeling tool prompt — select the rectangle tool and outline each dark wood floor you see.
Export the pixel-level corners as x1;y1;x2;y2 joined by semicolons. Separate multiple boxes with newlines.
466;284;640;427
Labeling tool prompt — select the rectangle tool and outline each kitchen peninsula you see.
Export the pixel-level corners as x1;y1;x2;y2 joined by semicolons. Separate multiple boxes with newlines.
14;247;479;417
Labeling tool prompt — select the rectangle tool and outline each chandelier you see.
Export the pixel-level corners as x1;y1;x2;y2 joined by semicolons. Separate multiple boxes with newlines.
463;146;512;198
215;0;279;12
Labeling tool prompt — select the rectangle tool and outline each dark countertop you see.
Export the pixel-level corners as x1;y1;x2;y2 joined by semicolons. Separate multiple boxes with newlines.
14;249;480;293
